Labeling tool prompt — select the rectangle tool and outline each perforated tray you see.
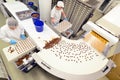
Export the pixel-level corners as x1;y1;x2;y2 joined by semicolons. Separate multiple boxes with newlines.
16;10;33;20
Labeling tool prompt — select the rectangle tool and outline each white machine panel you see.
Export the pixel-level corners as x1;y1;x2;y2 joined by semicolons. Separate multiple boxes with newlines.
82;21;119;47
96;4;120;37
32;37;113;80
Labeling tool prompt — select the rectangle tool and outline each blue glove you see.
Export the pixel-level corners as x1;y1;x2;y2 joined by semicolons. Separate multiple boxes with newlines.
20;34;26;40
10;39;17;44
64;18;68;21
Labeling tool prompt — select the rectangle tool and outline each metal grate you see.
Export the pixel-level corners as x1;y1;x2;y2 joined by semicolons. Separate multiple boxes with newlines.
63;0;94;35
63;0;76;20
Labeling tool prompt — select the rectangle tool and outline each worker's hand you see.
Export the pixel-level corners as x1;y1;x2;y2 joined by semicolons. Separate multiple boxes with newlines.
51;21;59;26
10;39;17;44
51;18;56;24
64;18;68;21
20;34;26;40
54;22;59;26
51;18;58;26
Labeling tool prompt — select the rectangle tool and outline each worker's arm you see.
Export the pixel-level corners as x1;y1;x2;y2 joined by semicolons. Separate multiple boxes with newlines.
61;11;67;19
0;32;17;44
51;6;59;25
51;7;56;24
0;28;16;44
0;29;11;43
51;17;56;24
0;33;12;43
0;35;12;43
51;17;59;26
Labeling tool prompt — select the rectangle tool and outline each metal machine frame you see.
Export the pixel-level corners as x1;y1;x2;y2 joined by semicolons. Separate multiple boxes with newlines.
63;0;94;36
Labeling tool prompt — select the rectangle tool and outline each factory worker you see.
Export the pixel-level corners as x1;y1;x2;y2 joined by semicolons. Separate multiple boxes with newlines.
0;17;26;44
51;1;67;26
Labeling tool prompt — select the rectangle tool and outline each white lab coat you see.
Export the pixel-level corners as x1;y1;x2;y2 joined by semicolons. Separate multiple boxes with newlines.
0;24;25;43
51;6;63;24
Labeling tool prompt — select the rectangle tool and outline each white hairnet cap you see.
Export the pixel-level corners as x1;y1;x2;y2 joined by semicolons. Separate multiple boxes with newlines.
57;1;64;8
6;17;18;27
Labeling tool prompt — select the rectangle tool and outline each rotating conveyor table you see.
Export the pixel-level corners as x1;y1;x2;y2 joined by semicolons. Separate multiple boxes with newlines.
32;36;114;80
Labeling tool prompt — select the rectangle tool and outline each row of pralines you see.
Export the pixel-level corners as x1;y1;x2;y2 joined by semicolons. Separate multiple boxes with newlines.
49;40;99;63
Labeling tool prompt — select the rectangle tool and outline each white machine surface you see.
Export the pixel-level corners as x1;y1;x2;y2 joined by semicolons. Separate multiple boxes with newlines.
96;4;120;37
82;21;119;47
2;1;115;80
82;21;119;57
32;36;114;80
92;4;120;55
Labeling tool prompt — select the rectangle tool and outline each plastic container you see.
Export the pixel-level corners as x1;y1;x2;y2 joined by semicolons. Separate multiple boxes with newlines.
31;12;40;23
31;12;40;19
28;2;34;7
34;19;44;32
